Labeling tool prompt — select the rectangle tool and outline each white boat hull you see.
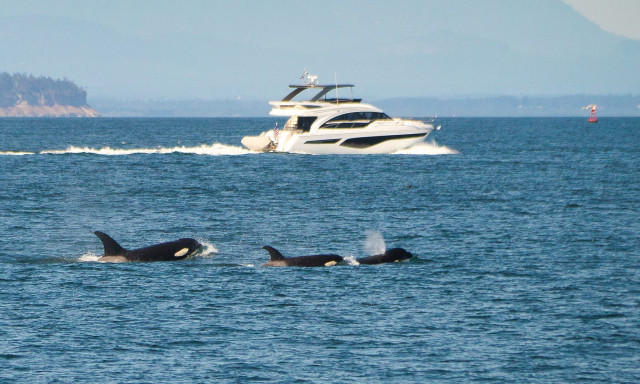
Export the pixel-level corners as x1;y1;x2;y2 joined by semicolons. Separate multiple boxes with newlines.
281;131;430;154
244;123;433;154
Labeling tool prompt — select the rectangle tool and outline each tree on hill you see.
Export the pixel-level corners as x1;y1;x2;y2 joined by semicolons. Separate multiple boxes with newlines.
0;72;88;108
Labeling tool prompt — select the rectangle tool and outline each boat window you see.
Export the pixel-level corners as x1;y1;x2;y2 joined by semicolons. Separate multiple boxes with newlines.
320;112;391;129
284;116;316;132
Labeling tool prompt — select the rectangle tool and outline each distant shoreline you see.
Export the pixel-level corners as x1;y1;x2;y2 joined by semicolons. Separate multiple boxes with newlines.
0;103;99;118
0;72;99;117
87;95;640;118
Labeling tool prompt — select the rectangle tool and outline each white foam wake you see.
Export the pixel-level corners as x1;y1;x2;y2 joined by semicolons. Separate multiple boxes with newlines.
79;252;101;262
39;143;251;156
393;140;459;155
343;255;359;266
0;150;35;156
5;140;455;156
198;241;219;258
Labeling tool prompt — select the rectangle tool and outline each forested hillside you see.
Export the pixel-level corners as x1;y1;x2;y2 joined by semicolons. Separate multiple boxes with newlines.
0;72;88;107
0;72;98;116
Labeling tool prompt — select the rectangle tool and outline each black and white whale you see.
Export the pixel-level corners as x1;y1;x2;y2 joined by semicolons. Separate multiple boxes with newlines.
94;231;202;262
262;246;343;267
356;247;413;265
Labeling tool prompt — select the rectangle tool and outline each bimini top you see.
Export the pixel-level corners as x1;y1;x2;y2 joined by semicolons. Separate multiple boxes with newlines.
280;84;360;104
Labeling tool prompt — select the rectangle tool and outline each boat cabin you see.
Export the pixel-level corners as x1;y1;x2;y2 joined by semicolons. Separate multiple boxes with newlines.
284;116;317;132
283;111;392;132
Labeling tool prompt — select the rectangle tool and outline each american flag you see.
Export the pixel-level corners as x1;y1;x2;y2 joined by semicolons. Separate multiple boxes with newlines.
273;122;279;141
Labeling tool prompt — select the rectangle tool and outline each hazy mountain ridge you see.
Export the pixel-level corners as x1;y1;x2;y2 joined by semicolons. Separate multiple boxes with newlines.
377;95;640;117
89;95;640;117
1;1;639;101
89;98;267;118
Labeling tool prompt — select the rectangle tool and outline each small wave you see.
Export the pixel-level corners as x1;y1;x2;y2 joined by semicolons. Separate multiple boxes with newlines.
198;241;219;258
39;143;250;156
0;150;35;156
79;252;101;262
343;255;359;266
394;140;459;155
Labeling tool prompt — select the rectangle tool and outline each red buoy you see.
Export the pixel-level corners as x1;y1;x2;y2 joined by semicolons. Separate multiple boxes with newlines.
588;105;598;123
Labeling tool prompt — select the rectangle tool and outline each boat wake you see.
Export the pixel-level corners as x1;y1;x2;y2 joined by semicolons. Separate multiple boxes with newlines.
2;140;455;156
393;140;459;155
1;143;252;156
0;150;36;156
40;143;251;156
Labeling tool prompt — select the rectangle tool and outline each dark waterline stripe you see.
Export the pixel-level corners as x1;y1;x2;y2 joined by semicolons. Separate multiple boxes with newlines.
340;133;427;149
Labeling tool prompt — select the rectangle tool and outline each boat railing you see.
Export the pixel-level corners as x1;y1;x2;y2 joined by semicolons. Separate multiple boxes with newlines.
321;98;362;104
392;118;430;127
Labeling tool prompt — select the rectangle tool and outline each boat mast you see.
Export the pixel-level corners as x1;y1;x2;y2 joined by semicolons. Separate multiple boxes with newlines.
335;72;339;108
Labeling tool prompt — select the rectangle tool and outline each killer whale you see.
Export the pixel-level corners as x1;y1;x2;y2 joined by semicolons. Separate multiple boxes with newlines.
94;231;202;262
262;246;343;267
356;247;413;265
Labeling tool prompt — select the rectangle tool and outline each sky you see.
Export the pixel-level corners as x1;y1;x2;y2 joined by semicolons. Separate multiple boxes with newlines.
1;0;639;100
2;0;638;40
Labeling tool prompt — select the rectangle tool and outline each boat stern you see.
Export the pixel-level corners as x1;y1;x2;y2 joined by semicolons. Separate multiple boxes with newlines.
241;130;276;152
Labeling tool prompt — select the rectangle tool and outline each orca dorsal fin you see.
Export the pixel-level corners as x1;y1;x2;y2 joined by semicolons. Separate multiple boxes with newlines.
94;231;127;256
263;246;285;261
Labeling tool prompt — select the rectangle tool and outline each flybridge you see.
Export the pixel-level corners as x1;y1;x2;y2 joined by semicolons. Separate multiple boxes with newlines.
281;84;359;103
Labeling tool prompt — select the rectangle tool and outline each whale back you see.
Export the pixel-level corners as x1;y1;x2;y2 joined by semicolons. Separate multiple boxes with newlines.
262;246;343;267
356;247;413;264
385;248;412;261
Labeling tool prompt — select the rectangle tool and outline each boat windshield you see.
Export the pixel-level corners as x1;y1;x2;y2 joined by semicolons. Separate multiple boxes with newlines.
282;85;357;103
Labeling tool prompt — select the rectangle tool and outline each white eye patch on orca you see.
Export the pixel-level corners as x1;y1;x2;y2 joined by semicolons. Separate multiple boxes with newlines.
174;248;190;257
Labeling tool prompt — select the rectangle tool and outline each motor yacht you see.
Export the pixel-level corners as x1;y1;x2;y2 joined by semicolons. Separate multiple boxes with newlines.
241;72;437;154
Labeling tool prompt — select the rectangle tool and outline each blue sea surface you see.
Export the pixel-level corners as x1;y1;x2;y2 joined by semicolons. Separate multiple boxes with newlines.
1;117;639;383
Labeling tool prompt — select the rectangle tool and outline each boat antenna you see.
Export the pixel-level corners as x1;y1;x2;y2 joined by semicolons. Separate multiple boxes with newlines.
335;72;339;108
301;69;318;86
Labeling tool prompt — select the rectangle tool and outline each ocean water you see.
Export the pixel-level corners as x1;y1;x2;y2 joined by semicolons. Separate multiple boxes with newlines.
1;117;639;383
